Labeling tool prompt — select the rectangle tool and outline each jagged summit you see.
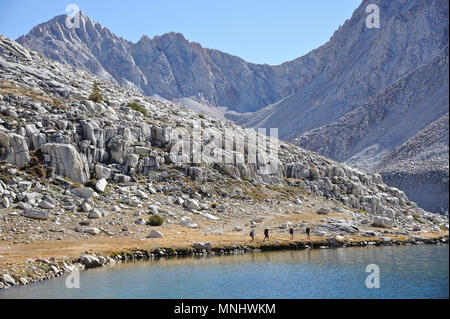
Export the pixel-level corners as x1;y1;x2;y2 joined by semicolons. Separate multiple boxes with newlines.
16;11;312;113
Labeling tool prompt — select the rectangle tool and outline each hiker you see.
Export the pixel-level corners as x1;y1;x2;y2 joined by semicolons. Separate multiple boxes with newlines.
263;228;269;241
306;227;311;240
289;227;294;240
250;229;255;242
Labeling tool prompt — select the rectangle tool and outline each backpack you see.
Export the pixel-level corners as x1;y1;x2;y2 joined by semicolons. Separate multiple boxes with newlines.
250;230;254;236
289;228;294;234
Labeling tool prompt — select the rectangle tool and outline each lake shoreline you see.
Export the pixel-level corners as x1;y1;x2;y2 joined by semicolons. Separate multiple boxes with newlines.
0;233;448;291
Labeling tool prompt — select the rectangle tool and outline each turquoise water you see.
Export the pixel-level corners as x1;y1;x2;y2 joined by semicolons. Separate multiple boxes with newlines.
1;244;448;299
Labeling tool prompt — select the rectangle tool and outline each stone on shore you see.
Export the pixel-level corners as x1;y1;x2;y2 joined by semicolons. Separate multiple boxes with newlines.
2;274;16;286
147;229;164;238
80;255;102;269
193;242;212;251
22;209;51;220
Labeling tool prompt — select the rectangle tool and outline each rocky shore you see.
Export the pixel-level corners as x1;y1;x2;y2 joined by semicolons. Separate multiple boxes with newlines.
1;234;448;290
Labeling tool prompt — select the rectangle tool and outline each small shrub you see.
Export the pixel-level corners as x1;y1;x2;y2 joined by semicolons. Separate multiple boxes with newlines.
147;215;164;226
210;202;219;209
199;113;206;119
85;179;98;189
21;148;47;179
88;80;102;103
127;102;147;117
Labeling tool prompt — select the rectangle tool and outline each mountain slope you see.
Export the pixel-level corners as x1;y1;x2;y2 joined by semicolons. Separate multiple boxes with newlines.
295;46;449;167
236;0;449;140
376;113;449;213
4;34;449;249
293;47;449;213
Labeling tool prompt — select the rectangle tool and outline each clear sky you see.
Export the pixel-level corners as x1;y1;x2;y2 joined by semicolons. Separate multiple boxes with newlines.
0;0;361;65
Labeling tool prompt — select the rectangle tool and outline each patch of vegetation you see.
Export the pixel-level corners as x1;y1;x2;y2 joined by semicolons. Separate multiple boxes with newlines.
0;163;17;183
266;184;300;199
210;202;219;209
85;178;98;189
20;148;47;179
411;211;422;221
88;80;103;103
242;175;252;183
147;215;164;226
138;152;150;159
246;187;268;200
127;102;147;117
62;176;83;189
198;113;206;119
0;80;66;110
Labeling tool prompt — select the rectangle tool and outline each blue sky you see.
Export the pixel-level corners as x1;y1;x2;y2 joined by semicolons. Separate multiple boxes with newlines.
0;0;361;65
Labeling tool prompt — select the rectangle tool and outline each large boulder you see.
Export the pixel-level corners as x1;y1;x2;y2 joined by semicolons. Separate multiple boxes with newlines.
95;178;107;193
70;187;95;199
0;130;30;166
147;229;164;238
317;206;331;215
373;216;394;228
41;143;90;183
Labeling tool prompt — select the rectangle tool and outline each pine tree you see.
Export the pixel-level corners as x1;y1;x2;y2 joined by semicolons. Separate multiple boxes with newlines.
88;80;102;103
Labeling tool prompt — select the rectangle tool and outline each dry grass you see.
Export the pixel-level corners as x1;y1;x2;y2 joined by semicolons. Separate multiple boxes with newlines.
0;80;67;110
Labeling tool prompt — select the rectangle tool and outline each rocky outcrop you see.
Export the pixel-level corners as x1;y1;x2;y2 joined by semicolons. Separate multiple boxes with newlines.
14;1;449;215
0;130;30;166
40;143;90;184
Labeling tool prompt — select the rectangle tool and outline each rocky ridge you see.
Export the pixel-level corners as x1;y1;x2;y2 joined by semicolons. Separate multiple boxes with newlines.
16;12;314;113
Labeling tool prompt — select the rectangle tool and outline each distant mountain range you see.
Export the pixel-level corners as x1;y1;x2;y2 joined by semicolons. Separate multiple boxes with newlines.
14;0;449;213
17;12;314;113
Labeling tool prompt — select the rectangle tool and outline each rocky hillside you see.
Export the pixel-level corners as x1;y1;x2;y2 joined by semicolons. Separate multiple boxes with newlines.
14;1;449;215
376;113;449;214
294;45;449;213
294;47;448;166
1;35;447;250
16;12;317;113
